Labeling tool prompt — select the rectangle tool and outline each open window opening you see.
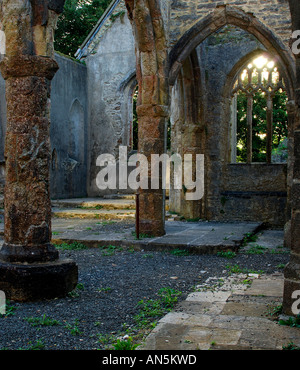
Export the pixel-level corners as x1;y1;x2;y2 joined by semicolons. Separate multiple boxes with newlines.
231;54;288;163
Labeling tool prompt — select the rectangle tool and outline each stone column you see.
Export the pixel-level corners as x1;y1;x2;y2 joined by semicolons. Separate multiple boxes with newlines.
0;0;77;301
283;0;300;316
125;0;169;236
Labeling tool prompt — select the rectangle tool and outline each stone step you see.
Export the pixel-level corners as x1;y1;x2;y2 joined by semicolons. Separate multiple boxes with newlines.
51;197;136;210
51;196;169;212
52;207;135;220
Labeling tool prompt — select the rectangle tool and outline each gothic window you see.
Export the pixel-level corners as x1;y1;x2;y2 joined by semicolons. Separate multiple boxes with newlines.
231;55;288;163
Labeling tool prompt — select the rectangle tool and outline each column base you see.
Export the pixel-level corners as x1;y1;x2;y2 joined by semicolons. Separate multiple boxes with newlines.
0;243;59;263
283;278;300;316
0;259;78;302
283;255;300;316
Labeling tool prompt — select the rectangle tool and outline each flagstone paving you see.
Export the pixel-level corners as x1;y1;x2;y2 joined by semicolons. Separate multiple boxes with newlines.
139;273;300;350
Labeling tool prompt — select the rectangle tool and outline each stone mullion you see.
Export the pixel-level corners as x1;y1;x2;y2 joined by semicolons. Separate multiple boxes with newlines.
246;94;253;163
266;94;273;164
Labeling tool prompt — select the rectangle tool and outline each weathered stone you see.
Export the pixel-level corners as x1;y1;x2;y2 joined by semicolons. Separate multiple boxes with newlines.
0;55;58;80
0;0;78;301
0;259;78;301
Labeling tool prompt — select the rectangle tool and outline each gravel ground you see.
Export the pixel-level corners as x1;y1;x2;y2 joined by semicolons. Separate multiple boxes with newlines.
0;235;290;351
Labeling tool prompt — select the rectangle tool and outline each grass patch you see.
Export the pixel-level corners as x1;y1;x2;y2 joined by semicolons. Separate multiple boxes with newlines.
225;264;264;275
68;283;85;298
169;248;190;256
25;314;61;327
0;300;17;318
242;232;258;246
131;231;153;239
98;245;123;256
134;287;182;328
279;315;300;328
65;318;82;336
217;251;236;259
245;245;267;255
55;241;87;251
283;342;300;350
112;336;140;350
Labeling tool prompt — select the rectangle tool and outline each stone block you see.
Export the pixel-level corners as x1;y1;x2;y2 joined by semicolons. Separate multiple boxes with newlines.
0;258;78;302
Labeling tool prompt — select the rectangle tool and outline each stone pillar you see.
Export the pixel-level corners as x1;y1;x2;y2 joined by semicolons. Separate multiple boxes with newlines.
0;0;78;301
283;0;300;315
125;0;169;236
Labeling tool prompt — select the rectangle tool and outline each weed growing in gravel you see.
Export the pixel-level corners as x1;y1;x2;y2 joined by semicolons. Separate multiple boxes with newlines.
97;287;112;293
131;231;153;239
245;245;267;255
134;287;182;328
98;245;123;256
55;241;87;251
270;247;289;255
0;300;16;317
169;248;190;256
97;333;116;348
279;315;300;328
225;264;264;275
283;342;300;350
20;339;46;350
65;318;82;336
112;335;140;350
217;251;236;259
265;303;283;318
142;253;154;258
24;314;61;327
242;232;258;246
68;283;85;298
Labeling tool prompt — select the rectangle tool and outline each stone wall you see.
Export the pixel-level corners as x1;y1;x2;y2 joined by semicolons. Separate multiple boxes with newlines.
169;0;291;48
169;25;289;226
0;52;88;199
50;53;88;199
85;11;136;197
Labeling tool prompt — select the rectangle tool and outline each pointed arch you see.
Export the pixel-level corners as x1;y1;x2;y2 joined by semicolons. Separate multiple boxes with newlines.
169;5;295;93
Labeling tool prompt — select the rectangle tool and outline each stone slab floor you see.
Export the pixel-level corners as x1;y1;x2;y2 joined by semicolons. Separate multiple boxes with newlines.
0;196;299;350
139;272;300;350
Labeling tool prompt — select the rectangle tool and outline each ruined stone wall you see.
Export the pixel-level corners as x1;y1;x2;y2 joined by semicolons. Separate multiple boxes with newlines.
169;0;291;48
50;53;88;199
79;0;128;58
85;12;136;197
169;25;289;226
0;52;88;199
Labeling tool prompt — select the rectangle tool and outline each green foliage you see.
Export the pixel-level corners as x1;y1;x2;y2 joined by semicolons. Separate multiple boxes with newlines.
134;288;182;328
241;232;258;246
236;88;288;163
217;251;236;259
55;241;87;250
54;0;111;56
245;244;267;255
25;314;61;327
169;248;190;256
65;318;82;335
279;315;300;328
112;336;140;350
0;300;16;318
283;342;300;350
